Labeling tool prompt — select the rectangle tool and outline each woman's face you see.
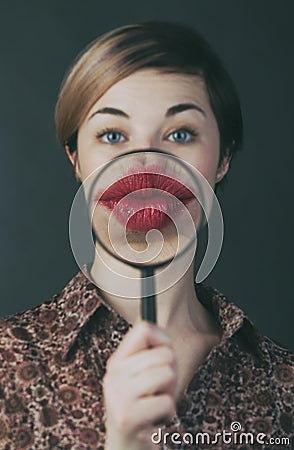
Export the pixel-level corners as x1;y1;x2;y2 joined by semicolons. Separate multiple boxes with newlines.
68;70;229;259
67;69;228;284
74;69;229;185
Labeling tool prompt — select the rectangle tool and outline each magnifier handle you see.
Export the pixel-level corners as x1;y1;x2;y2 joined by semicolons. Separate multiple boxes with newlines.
141;267;156;324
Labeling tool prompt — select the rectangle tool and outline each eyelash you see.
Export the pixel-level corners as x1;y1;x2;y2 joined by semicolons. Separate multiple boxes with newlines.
95;126;198;145
96;127;126;144
167;127;198;143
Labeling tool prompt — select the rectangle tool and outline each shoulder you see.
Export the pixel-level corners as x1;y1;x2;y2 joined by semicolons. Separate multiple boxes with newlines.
0;269;106;448
0;293;61;350
0;291;68;392
0;269;103;361
262;335;293;381
195;284;293;438
196;282;293;390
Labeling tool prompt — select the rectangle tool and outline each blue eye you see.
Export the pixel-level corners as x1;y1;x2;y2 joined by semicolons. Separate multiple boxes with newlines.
97;129;125;144
168;128;197;143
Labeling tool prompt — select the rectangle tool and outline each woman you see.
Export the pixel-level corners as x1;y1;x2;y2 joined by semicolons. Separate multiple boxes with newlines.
0;22;293;450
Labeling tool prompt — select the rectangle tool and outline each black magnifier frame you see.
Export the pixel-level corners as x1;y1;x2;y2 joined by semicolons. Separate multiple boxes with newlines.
87;148;205;323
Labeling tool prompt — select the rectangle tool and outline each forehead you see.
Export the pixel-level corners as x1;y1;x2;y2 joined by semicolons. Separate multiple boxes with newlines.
86;69;211;118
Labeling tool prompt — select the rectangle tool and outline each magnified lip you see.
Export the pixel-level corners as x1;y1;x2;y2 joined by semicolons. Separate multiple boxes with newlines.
95;171;194;232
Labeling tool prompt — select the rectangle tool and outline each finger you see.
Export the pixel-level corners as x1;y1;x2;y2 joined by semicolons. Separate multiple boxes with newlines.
112;321;171;360
133;365;177;398
103;354;176;412
132;395;176;431
127;345;176;376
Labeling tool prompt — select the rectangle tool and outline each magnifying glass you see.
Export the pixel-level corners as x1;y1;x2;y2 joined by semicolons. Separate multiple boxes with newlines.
69;149;224;324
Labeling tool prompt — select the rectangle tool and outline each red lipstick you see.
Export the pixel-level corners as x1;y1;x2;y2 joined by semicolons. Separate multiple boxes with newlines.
95;171;194;232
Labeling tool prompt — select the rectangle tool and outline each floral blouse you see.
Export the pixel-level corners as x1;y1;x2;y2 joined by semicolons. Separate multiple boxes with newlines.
0;268;293;450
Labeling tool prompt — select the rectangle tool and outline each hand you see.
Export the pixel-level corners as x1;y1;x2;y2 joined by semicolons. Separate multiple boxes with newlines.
103;321;177;450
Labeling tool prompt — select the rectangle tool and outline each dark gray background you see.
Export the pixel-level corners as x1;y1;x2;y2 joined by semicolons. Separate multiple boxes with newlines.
0;0;293;350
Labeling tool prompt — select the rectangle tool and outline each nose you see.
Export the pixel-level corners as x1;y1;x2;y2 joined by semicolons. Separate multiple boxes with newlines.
126;131;171;165
125;148;174;175
130;129;163;155
126;148;156;166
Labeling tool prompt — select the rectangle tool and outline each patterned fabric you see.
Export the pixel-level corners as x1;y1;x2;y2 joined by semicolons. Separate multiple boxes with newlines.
0;268;293;450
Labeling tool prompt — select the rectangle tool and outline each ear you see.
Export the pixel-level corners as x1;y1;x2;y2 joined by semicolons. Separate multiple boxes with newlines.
65;144;81;182
215;154;231;184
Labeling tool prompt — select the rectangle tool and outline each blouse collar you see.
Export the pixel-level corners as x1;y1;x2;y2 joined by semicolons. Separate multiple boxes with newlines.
56;267;268;365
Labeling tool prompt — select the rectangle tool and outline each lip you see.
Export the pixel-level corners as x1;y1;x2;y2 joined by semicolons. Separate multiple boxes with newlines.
94;171;194;232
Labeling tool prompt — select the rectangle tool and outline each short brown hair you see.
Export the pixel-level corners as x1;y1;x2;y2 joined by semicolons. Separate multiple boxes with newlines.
55;21;243;167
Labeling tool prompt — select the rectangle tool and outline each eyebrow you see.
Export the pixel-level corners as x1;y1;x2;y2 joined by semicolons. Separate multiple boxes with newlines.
166;103;206;118
88;102;206;121
88;107;129;121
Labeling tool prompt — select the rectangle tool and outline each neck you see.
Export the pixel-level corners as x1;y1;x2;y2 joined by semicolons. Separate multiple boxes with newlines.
89;243;218;337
